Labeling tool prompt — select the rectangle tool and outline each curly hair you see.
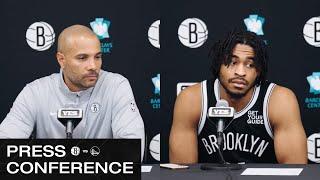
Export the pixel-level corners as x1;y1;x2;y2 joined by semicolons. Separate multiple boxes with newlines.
209;28;268;85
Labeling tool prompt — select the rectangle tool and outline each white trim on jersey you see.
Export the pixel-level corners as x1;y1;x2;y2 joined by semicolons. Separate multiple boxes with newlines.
263;83;276;139
214;79;261;119
198;80;208;135
214;79;219;102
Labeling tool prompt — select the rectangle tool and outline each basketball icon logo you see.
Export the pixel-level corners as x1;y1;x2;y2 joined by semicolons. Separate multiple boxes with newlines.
303;17;320;47
90;146;100;156
307;133;320;163
148;20;160;49
26;22;55;51
149;133;160;161
90;103;100;113
178;18;208;48
71;146;81;156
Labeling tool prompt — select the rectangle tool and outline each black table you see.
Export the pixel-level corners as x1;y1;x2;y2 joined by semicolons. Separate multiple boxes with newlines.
142;164;320;180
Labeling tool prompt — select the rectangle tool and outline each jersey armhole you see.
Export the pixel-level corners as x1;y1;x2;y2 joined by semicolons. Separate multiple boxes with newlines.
198;80;208;135
263;83;276;139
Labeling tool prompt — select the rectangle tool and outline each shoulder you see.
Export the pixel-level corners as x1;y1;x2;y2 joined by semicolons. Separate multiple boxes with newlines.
97;71;135;100
12;73;59;106
177;83;202;104
268;84;300;126
174;83;202;125
24;73;59;91
269;85;297;104
98;70;129;86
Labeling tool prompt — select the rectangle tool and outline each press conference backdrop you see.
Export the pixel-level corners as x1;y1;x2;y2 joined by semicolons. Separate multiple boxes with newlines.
0;0;319;164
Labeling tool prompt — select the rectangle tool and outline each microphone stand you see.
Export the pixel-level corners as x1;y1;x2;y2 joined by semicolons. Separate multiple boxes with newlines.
200;131;242;170
66;120;74;139
57;108;82;139
201;102;243;171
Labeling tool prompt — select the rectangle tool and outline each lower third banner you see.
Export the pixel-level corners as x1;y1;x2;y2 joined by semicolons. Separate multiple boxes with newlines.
0;139;141;180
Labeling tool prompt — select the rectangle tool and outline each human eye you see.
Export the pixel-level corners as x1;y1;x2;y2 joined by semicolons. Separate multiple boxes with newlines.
76;54;88;61
230;59;237;66
95;54;102;60
246;62;255;68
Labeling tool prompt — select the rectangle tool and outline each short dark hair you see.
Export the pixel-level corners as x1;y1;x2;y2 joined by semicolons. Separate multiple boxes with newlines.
209;28;268;85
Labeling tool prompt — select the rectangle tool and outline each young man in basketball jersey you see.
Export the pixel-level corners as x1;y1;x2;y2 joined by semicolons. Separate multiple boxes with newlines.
169;29;307;164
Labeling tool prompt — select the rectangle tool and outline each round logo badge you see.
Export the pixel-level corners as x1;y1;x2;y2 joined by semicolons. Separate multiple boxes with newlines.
26;21;55;51
148;20;160;49
71;146;81;156
178;18;208;48
90;146;100;156
303;17;320;47
90;103;100;113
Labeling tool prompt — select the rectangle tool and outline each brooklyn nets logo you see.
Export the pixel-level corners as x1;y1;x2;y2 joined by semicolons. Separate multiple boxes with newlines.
71;146;80;156
303;17;320;47
308;133;320;163
178;18;208;48
26;22;55;51
90;103;100;113
148;20;160;49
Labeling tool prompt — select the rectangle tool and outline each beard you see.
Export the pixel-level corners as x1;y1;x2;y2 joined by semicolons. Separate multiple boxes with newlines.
219;77;255;99
63;71;99;91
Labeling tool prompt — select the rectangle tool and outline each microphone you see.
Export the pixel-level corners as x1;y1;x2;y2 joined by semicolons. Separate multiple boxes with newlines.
208;100;234;147
201;99;241;170
57;108;83;139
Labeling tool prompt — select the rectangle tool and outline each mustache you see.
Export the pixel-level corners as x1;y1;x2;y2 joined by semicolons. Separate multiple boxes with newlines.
228;77;248;85
84;71;99;77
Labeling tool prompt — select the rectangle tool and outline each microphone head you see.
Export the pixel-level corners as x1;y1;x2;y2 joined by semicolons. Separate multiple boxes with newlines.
208;99;234;118
57;108;83;127
216;99;229;107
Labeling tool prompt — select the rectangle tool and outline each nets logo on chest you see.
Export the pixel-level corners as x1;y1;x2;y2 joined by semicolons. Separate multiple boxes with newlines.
90;103;101;113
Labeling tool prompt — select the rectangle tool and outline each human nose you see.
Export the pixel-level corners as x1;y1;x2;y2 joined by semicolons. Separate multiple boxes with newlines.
234;64;246;77
86;58;97;71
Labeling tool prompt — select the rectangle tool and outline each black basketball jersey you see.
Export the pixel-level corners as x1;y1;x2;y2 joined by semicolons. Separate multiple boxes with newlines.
198;79;278;163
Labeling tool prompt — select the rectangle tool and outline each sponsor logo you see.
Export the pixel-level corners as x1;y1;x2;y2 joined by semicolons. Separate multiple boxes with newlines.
90;18;113;53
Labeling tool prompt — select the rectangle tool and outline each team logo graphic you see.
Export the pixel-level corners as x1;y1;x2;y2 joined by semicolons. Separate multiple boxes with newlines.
178;18;208;48
71;146;81;156
150;74;160;109
152;74;160;95
148;20;160;49
244;14;265;35
305;72;320;109
90;18;113;53
130;101;136;112
307;72;320;95
307;133;320;163
176;82;197;96
149;133;160;161
90;146;100;156
303;17;320;47
26;22;55;51
90;103;100;113
90;18;110;40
